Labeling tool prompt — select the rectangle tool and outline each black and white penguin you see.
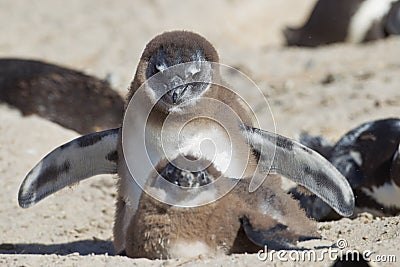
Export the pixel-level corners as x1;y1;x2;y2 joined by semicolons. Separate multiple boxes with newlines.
284;0;400;47
296;118;400;220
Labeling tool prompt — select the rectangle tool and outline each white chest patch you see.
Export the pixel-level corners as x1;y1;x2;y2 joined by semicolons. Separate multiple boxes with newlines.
122;110;249;209
362;180;400;209
347;0;396;43
170;241;213;258
152;119;249;178
172;124;232;173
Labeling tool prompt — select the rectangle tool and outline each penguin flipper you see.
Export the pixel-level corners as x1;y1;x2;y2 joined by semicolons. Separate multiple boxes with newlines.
18;128;120;208
242;126;354;217
291;133;336;220
241;217;299;250
239;177;319;250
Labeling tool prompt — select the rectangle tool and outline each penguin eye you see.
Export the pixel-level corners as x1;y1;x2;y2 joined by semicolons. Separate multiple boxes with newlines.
147;60;168;79
146;59;160;78
156;62;168;73
151;63;159;76
147;49;169;78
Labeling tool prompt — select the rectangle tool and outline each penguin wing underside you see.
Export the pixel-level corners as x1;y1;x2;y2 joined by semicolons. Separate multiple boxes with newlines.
242;125;355;217
237;177;319;250
18;128;120;208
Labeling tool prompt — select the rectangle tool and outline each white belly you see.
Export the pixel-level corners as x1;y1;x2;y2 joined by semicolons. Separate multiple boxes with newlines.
119;99;252;248
170;241;215;258
122;114;250;207
347;0;397;43
160;122;241;174
362;180;400;209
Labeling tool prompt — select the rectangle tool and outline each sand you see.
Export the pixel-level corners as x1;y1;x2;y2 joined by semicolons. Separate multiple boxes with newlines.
1;0;400;266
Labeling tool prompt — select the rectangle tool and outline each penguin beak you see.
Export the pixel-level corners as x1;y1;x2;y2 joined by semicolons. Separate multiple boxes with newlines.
171;84;189;104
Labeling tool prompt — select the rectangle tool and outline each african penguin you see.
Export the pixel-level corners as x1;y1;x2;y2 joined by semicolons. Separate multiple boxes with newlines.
17;31;354;258
283;0;400;47
297;118;400;220
127;158;319;259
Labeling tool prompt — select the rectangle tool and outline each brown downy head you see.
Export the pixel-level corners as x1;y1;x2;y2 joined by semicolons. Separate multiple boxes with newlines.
126;31;220;113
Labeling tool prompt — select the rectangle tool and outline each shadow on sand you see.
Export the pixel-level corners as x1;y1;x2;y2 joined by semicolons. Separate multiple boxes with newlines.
0;239;114;256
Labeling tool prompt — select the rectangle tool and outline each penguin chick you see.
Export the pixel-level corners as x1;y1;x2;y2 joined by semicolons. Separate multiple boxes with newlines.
126;158;318;259
18;31;354;258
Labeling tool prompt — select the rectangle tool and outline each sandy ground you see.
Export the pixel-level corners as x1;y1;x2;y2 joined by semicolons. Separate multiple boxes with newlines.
1;0;400;266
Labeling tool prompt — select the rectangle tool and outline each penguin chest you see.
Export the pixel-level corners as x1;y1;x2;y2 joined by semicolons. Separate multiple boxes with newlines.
146;119;251;178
